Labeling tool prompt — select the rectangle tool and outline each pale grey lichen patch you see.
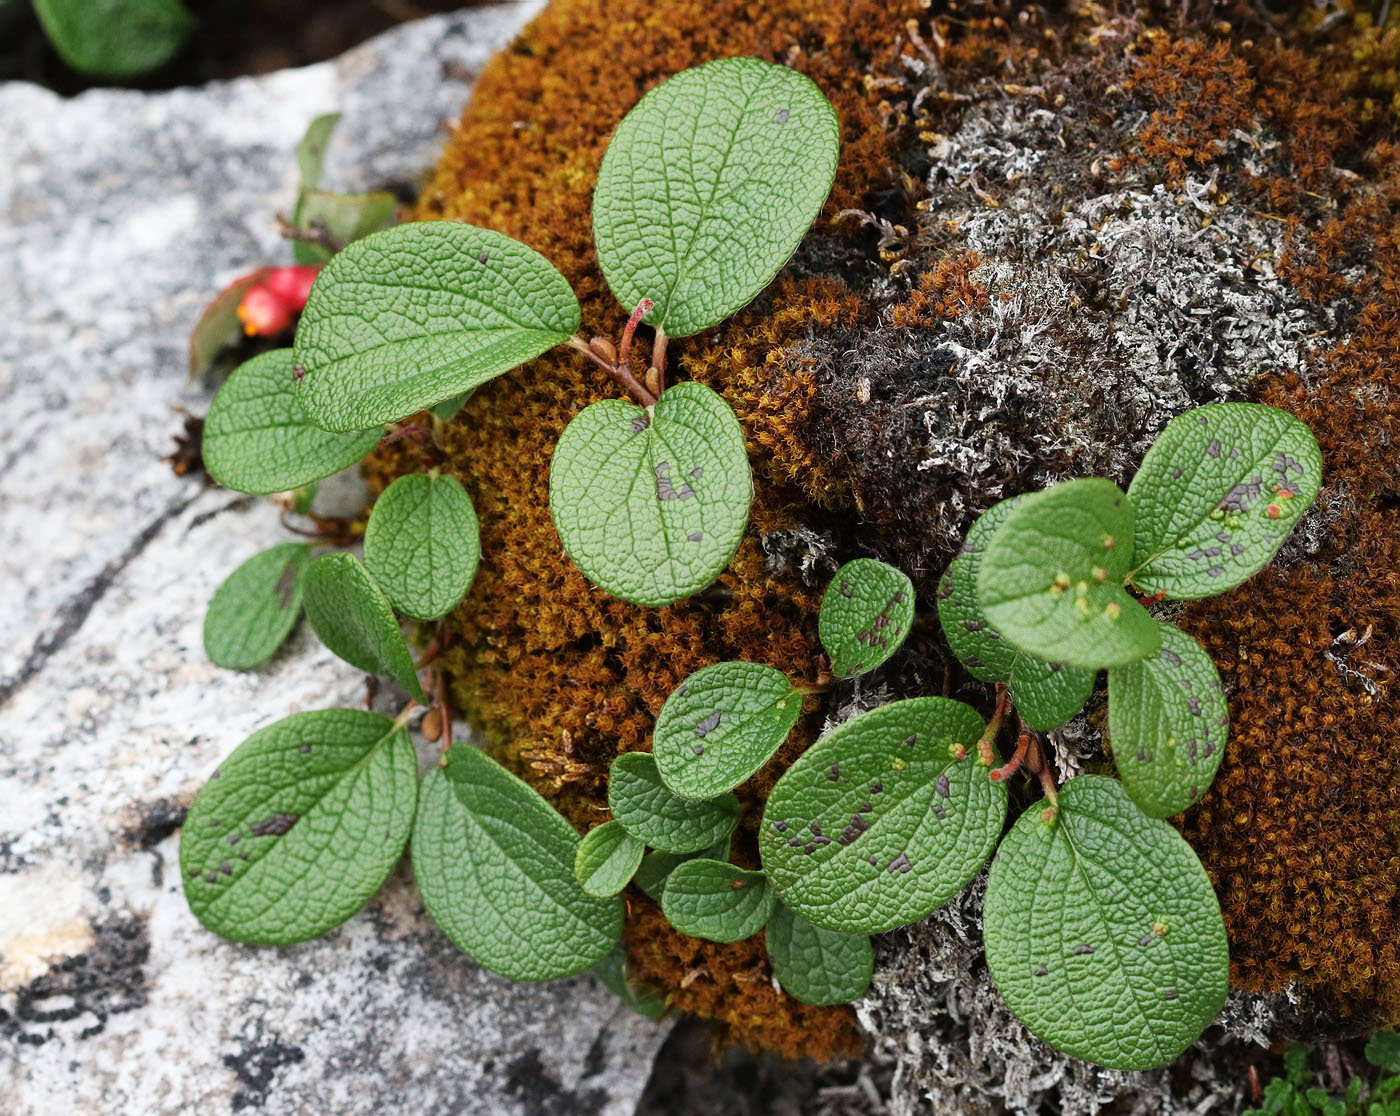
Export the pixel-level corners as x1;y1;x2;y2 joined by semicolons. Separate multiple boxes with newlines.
797;85;1335;593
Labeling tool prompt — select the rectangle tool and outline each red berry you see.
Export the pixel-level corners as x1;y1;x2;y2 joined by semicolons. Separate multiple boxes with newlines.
236;285;294;337
263;265;321;311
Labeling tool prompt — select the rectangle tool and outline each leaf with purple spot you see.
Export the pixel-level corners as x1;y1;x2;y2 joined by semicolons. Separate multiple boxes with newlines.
653;661;802;799
759;697;1005;935
983;774;1228;1070
549;381;753;607
180;708;417;945
1127;403;1322;599
818;558;915;679
1108;622;1228;818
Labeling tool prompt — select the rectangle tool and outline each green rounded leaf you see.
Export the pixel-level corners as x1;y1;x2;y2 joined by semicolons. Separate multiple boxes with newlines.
1127;403;1322;599
1108;623;1227;818
363;473;481;621
574;821;645;898
1008;655;1095;733
759;697;1005;935
180;709;417;945
302;553;425;703
978;479;1160;668
34;0;192;79
549;381;752;607
983;774;1229;1070
293;222;580;431
608;752;741;854
632;836;731;901
593;57;840;337
765;903;872;1006
938;498;1023;683
412;745;623;981
203;543;310;670
818;559;915;679
202;349;383;496
660;859;776;943
653;662;800;799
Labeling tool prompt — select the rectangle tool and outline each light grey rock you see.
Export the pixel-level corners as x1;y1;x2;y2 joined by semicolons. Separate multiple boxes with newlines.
0;5;670;1115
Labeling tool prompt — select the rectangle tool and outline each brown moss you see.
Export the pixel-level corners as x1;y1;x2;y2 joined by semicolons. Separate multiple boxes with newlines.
377;0;1400;1054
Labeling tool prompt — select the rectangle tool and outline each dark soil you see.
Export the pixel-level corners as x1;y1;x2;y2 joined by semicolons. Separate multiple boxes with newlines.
0;0;484;95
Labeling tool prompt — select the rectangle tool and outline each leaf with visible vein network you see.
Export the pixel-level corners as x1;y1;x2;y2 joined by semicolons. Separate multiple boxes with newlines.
1008;654;1095;733
653;661;801;799
593;57;840;336
203;543;310;670
293;222;580;431
363;473;480;621
978;479;1159;668
608;751;741;854
983;775;1229;1070
660;859;776;943
765;903;872;1006
302;552;425;703
574;820;645;898
760;697;1004;935
1127;403;1322;599
550;381;752;607
1109;623;1228;818
818;559;915;679
938;498;1023;683
632;836;731;901
180;709;417;945
412;744;623;981
202;349;383;495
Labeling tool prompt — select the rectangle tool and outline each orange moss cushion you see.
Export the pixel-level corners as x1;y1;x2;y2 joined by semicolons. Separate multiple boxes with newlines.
373;0;1400;1051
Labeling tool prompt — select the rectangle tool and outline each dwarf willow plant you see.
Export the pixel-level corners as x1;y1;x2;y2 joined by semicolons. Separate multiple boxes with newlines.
572;403;1320;1071
185;59;839;983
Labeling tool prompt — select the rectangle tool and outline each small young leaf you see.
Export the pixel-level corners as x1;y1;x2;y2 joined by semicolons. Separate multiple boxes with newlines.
632;836;731;901
180;709;416;945
652;662;800;799
34;0;192;79
202;349;383;495
983;774;1229;1071
302;553;425;703
978;479;1160;668
574;820;645;898
430;391;473;421
295;113;340;190
293;222;580;431
592;941;668;1019
608;752;741;854
203;543;310;670
1127;403;1322;599
660;859;776;943
937;497;1023;683
1008;655;1095;733
593;57;840;337
765;903;872;1006
363;473;481;621
549;381;752;607
818;559;915;679
292;190;399;266
1367;1032;1400;1074
1108;623;1227;818
759;697;1005;935
412;745;623;981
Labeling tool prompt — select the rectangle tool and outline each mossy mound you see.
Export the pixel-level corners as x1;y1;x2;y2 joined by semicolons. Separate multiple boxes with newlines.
372;0;1400;1058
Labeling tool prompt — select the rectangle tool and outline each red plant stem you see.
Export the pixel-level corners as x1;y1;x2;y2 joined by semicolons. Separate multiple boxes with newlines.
976;684;1013;766
1035;738;1060;807
649;325;668;394
566;335;656;407
618;298;654;367
989;730;1031;782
